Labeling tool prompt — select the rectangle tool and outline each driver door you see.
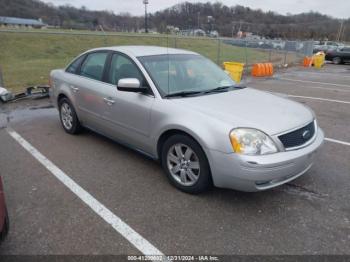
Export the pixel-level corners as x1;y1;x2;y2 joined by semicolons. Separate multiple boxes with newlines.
102;53;155;153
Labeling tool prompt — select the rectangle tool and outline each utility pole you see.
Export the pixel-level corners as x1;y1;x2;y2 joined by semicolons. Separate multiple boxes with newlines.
143;0;149;33
197;12;200;29
341;25;346;42
337;20;344;42
339;23;346;42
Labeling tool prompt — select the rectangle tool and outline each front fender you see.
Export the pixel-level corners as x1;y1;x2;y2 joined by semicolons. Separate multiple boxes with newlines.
150;100;234;158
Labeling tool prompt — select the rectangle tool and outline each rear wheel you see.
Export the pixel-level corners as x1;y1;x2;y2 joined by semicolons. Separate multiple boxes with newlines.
59;98;82;134
332;57;342;65
161;134;212;194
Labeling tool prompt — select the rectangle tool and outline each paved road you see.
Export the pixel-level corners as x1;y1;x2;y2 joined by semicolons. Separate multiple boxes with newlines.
0;64;349;256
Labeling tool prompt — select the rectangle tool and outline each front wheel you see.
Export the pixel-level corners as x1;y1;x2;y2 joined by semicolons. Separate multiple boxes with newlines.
161;134;212;194
332;57;342;65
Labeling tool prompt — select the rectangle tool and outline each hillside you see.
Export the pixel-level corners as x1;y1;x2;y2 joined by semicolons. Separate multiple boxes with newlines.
0;0;349;41
152;2;349;41
0;0;137;31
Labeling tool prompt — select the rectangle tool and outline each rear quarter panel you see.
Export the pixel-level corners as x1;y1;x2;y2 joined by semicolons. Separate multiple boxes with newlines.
50;69;76;109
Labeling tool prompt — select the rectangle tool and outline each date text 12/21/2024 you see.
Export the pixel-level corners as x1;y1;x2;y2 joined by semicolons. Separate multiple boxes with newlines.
127;255;219;261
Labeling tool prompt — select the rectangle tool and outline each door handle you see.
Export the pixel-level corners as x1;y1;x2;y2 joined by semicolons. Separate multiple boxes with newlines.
70;85;79;92
103;97;115;105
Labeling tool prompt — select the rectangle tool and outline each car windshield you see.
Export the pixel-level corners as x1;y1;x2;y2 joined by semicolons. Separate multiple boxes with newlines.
138;54;236;97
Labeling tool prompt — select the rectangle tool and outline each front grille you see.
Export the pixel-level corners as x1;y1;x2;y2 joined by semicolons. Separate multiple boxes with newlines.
278;121;315;149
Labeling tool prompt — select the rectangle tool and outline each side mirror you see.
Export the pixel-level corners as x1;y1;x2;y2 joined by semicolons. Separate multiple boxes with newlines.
117;78;147;93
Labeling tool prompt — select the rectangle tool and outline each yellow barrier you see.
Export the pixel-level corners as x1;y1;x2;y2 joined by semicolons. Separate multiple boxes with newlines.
313;52;325;69
223;62;244;83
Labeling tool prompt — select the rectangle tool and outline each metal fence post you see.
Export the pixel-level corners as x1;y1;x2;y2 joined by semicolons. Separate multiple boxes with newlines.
268;49;272;62
217;38;221;65
284;50;288;65
245;40;248;66
307;40;314;56
0;66;4;87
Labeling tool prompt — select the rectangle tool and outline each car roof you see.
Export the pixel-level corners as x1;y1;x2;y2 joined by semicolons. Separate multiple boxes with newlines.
89;45;199;57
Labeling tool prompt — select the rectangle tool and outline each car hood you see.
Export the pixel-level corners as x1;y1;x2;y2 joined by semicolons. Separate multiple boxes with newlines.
171;88;314;135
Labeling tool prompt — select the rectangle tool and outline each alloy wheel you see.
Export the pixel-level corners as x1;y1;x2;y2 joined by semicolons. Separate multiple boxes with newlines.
167;143;200;186
60;102;73;130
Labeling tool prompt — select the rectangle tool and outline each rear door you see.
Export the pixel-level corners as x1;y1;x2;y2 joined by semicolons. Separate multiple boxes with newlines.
73;51;110;130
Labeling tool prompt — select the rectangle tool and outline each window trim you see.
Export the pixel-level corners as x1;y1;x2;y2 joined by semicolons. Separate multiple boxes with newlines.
65;54;86;75
77;50;111;83
105;51;154;96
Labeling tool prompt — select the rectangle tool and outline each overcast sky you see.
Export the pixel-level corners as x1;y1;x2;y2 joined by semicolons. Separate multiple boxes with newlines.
41;0;350;19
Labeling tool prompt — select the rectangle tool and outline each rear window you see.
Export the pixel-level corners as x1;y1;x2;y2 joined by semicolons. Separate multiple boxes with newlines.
80;52;108;81
66;55;85;74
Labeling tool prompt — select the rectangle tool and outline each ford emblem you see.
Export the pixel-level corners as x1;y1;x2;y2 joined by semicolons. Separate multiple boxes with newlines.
302;130;311;140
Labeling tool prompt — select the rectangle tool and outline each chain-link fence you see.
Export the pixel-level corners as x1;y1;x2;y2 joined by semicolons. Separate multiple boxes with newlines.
220;38;314;65
0;29;314;92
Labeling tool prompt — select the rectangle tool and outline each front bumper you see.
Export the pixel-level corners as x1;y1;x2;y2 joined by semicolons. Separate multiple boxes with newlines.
207;128;324;192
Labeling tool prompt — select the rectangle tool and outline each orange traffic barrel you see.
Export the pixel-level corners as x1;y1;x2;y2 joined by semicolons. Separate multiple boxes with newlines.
303;57;312;67
252;63;274;77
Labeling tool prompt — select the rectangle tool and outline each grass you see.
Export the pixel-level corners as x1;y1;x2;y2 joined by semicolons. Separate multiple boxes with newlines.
0;30;272;93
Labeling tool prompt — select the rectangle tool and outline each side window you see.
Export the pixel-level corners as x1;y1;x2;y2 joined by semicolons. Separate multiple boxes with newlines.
66;55;85;74
108;54;145;86
80;52;108;81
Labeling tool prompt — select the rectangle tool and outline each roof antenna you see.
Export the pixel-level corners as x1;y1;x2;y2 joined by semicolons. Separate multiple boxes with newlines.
167;32;170;95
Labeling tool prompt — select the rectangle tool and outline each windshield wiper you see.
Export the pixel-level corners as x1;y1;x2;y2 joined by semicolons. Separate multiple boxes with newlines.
204;85;246;94
204;85;232;94
164;90;204;98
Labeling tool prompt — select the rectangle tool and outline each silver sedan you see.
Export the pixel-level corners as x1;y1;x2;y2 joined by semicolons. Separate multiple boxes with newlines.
50;46;324;193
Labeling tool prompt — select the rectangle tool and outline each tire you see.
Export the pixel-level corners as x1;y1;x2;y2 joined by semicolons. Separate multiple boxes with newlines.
58;98;82;134
0;208;9;242
161;134;212;194
332;57;342;65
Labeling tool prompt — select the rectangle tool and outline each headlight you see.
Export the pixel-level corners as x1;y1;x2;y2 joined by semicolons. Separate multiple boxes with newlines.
229;128;278;155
